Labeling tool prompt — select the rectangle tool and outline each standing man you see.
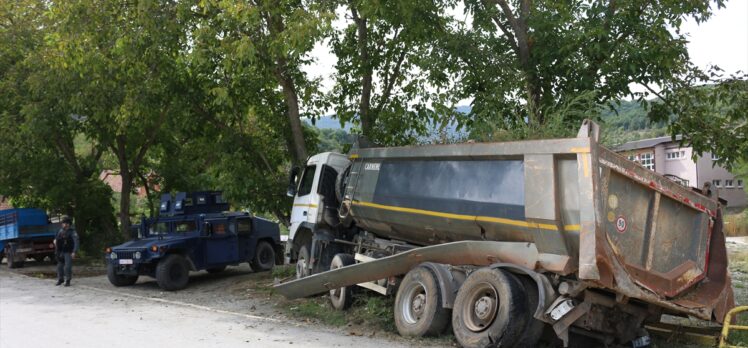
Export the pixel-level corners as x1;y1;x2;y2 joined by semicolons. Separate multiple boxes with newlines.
54;216;79;287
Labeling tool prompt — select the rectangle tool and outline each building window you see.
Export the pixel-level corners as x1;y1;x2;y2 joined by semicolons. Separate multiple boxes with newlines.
665;150;686;160
739;180;744;188
711;153;719;161
713;180;721;188
725;180;734;188
640;153;654;170
628;155;636;161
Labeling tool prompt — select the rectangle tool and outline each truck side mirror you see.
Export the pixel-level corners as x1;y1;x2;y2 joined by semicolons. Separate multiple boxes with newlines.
287;166;300;197
203;221;212;236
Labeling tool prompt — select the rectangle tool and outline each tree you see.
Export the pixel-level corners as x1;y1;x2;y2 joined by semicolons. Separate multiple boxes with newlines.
329;0;455;145
194;0;331;164
41;0;193;238
0;0;118;254
436;0;733;140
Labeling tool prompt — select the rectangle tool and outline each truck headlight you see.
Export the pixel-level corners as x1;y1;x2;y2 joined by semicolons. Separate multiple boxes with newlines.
110;252;117;260
134;251;141;259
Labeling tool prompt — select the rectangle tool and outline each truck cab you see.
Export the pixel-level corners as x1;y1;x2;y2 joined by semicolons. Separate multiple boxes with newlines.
105;191;282;291
286;153;350;277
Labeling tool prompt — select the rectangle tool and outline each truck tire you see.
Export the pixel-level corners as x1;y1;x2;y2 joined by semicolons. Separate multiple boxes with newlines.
250;241;275;272
452;268;528;348
107;263;139;286
206;266;227;274
329;253;356;310
33;255;45;263
7;246;23;269
156;254;190;291
295;245;310;279
0;250;5;264
394;266;451;337
514;275;545;347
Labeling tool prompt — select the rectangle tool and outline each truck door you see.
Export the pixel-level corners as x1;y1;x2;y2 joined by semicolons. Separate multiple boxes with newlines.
235;217;253;262
205;220;238;266
290;165;320;228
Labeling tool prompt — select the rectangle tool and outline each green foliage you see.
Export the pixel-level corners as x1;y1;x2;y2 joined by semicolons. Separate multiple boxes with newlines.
329;0;459;146
0;0;118;255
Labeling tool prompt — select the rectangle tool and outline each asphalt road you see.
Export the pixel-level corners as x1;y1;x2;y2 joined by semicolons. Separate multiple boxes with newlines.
0;268;412;348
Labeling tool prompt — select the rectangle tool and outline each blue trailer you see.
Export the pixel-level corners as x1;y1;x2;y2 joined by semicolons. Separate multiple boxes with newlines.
0;208;60;268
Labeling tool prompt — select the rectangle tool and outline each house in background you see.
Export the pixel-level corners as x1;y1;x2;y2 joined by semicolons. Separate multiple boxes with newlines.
615;136;746;208
99;170;159;198
0;195;12;210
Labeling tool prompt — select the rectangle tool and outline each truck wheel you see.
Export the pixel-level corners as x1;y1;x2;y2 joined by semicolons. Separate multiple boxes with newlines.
206;266;226;274
329;253;355;310
107;263;139;286
295;245;310;279
0;250;5;264
452;268;528;348
49;254;58;265
514;276;545;347
394;266;451;337
33;255;45;263
251;241;275;272
7;247;23;269
156;254;190;291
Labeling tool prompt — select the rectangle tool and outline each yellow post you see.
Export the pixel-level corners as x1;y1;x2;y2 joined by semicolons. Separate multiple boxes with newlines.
720;305;748;348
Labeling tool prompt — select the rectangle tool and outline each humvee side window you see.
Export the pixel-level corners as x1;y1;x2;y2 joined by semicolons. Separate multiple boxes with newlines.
213;223;227;235
297;165;316;196
175;221;197;233
237;219;252;236
150;222;169;235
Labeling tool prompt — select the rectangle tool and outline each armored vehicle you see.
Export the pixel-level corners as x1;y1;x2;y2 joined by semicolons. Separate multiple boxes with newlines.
106;191;282;291
277;121;734;347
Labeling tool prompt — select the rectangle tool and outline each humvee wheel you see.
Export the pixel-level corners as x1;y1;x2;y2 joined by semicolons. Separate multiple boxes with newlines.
251;241;275;272
329;253;355;310
394;266;451;337
156;254;190;291
107;263;139;286
452;268;528;348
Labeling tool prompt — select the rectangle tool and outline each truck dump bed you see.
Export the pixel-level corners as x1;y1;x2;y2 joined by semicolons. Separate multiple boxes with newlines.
276;121;734;322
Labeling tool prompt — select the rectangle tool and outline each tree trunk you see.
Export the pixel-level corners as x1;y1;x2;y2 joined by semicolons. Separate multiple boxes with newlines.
352;7;374;137
119;170;132;240
275;67;308;164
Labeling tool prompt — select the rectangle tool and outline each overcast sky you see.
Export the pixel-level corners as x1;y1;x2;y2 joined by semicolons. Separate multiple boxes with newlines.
304;1;748;106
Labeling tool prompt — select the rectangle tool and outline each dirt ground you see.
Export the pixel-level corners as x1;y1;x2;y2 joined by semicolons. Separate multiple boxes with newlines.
4;240;748;348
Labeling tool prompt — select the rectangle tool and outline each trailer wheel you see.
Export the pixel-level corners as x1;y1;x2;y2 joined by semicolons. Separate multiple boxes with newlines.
206;266;226;274
251;241;275;272
107;263;139;286
452;268;528;348
394;266;451;337
513;275;546;347
329;253;356;310
295;245;310;279
156;254;190;291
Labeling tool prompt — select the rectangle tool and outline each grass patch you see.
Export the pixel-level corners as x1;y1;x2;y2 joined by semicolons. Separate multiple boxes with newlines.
271;264;295;279
283;297;348;327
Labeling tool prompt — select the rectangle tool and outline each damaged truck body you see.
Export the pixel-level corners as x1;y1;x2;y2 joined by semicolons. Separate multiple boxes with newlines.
276;120;734;347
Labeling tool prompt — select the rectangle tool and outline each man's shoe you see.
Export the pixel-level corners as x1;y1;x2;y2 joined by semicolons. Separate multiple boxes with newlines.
64;280;70;287
55;280;64;286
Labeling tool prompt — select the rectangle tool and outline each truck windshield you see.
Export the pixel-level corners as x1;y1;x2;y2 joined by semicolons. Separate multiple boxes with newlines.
149;222;169;235
175;221;197;233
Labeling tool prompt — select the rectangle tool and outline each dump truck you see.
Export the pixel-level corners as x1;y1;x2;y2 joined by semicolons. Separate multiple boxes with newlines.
276;120;734;347
0;208;60;268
